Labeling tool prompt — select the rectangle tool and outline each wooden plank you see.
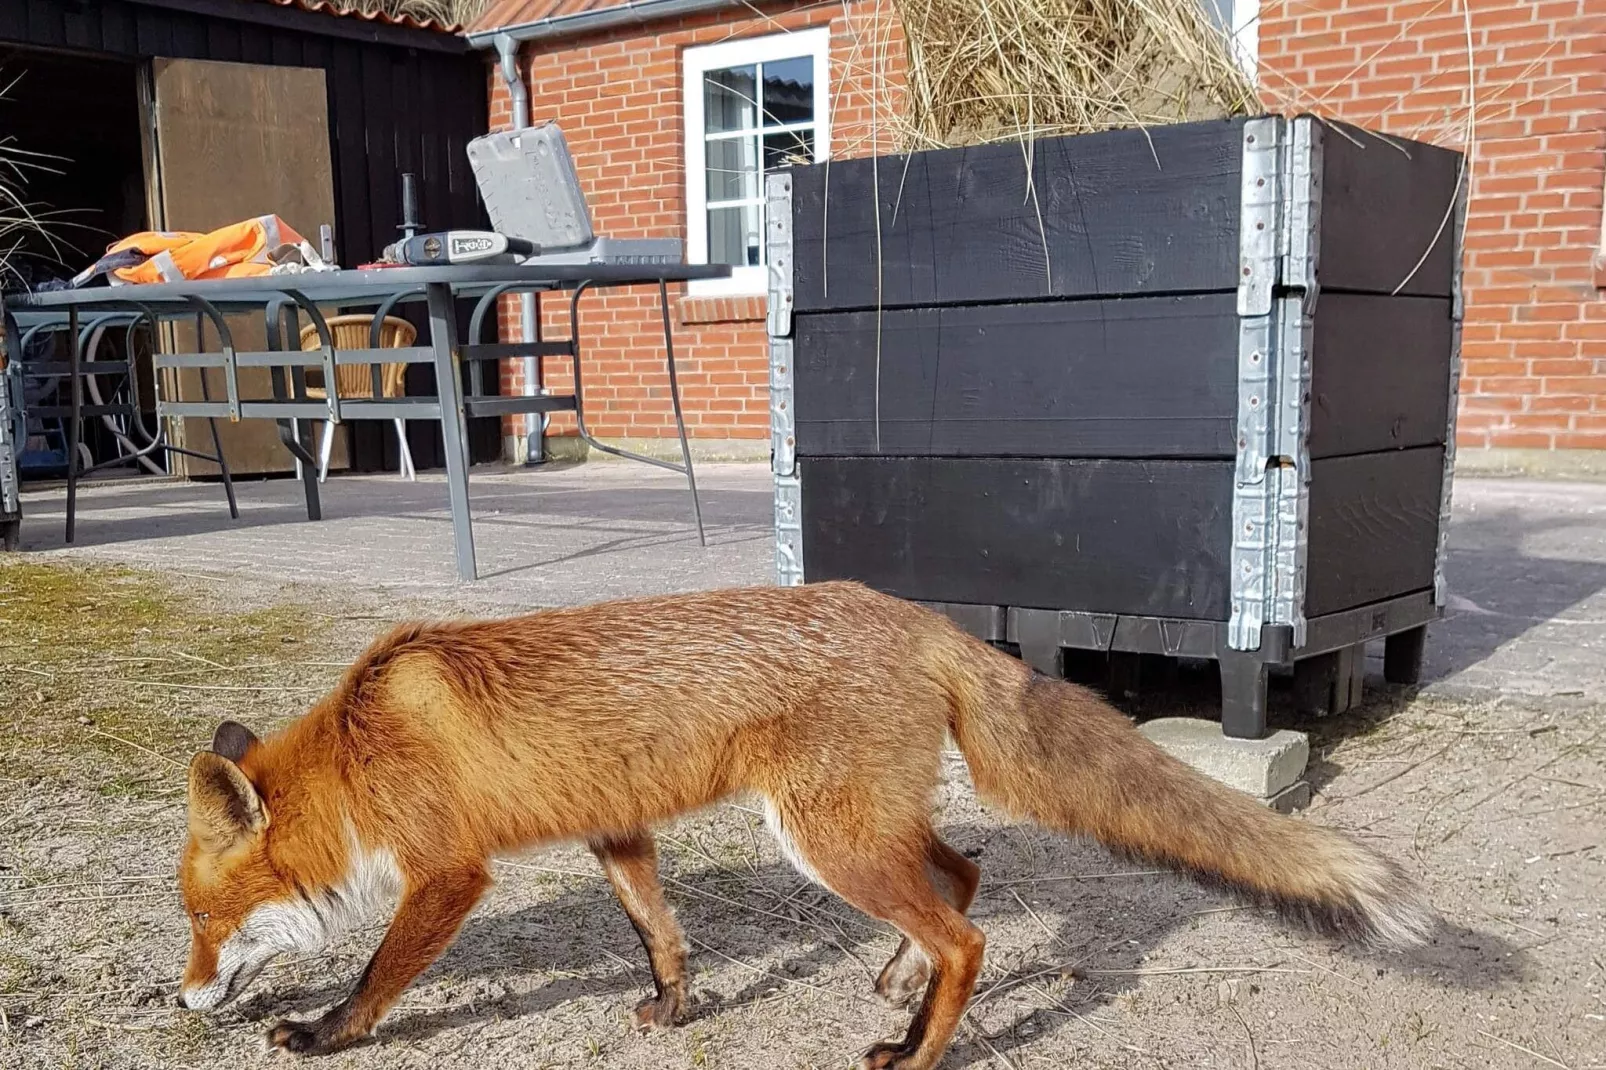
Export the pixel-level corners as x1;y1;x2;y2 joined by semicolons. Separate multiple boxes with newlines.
326;43;373;263
99;1;134;51
134;5;174;56
800;457;1234;618
62;1;98;51
239;21;273;64
1305;447;1443;617
1317;123;1463;297
147;57;341;477
206;17;242;62
795;294;1239;458
167;8;207;57
25;0;66;47
791;118;1247;313
1309;293;1453;458
0;3;25;43
361;48;400;258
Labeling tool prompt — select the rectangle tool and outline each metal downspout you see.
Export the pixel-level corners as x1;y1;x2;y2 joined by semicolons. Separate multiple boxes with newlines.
495;31;544;465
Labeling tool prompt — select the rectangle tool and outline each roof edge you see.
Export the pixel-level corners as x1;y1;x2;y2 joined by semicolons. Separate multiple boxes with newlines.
466;0;746;48
126;0;472;52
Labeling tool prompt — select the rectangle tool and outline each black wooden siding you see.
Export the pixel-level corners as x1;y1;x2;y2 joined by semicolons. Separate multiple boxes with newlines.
0;0;499;469
788;120;1461;622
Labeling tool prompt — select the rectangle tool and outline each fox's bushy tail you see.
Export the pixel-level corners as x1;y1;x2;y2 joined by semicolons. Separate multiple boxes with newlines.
933;629;1437;949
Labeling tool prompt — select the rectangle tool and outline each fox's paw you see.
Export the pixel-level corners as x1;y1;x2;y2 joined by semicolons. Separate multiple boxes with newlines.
631;989;687;1031
858;1041;915;1070
265;1019;355;1057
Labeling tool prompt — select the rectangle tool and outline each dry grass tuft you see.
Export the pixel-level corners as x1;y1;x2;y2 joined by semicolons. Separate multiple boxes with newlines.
891;0;1261;149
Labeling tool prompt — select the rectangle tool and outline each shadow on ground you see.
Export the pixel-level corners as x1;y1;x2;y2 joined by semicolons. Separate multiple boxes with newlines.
231;824;1521;1066
15;470;772;553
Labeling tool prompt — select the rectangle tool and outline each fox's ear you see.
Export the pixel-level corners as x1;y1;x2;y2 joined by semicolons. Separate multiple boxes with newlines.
187;751;268;851
210;720;259;763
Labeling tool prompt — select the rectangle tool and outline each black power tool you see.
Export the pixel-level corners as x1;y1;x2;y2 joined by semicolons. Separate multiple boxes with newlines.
379;231;539;266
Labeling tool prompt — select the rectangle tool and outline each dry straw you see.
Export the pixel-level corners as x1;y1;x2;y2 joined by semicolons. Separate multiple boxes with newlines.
892;0;1262;149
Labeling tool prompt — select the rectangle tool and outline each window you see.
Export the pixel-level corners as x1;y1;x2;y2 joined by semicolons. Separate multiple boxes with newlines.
683;28;831;295
1200;0;1259;78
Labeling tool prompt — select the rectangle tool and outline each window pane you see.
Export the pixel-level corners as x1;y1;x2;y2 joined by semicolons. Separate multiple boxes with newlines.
704;66;757;134
761;56;814;126
706;135;759;202
763;129;813;173
708;203;763;268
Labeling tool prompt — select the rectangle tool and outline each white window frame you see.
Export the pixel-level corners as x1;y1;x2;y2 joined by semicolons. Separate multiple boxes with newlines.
1228;0;1260;80
682;27;831;297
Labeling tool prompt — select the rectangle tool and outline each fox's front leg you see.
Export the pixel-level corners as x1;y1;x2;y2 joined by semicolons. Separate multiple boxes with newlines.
267;865;491;1056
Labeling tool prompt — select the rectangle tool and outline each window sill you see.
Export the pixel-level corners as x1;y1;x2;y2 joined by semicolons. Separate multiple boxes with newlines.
679;294;768;325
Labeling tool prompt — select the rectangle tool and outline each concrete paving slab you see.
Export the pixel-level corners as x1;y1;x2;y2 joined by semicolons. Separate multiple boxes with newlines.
12;463;772;612
10;467;1606;707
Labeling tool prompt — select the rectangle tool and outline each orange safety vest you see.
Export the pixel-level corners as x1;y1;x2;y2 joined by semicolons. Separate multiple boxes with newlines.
89;216;308;286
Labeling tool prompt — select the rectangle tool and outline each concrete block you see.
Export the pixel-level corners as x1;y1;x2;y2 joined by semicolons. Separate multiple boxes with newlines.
1263;780;1312;814
1138;717;1310;798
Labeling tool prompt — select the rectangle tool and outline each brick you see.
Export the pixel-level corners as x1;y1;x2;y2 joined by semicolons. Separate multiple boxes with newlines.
1488;431;1557;449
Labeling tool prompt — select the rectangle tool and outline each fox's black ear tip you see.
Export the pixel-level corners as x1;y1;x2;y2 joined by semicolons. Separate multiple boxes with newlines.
211;720;260;763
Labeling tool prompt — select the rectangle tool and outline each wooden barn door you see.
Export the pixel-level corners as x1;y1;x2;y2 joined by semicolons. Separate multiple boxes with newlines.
141;57;343;477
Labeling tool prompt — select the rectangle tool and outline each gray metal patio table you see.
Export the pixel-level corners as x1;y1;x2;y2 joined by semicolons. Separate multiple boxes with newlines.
4;261;731;581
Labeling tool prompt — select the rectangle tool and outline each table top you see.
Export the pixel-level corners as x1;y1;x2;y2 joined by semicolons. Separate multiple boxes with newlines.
5;261;733;313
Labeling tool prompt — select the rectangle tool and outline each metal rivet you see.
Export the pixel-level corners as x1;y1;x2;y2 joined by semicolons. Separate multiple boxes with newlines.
1250;351;1262;363
1256;221;1265;231
1247;135;1256;144
1249;395;1260;408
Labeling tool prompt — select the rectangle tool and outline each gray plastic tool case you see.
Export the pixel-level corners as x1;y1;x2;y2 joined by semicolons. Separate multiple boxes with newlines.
467;123;683;265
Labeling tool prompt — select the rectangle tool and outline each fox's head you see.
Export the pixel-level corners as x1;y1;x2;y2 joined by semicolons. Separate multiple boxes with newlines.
176;721;307;1011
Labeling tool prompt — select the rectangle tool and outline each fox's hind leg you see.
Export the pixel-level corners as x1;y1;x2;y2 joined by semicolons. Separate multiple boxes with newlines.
874;839;979;1007
767;798;985;1070
590;831;690;1029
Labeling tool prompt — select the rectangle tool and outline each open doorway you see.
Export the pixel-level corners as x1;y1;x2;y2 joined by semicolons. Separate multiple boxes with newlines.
1;47;146;288
2;46;158;481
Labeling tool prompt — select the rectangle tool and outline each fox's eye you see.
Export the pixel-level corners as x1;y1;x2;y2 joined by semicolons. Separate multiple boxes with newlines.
194;912;209;930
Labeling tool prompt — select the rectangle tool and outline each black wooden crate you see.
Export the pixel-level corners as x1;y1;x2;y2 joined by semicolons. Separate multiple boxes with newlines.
767;115;1466;738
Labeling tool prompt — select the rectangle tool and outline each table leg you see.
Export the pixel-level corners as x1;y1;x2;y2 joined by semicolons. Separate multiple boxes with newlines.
265;303;321;522
658;280;705;547
65;308;81;544
426;283;476;582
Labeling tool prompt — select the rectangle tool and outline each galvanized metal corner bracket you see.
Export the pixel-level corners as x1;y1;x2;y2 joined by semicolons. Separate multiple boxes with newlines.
1435;153;1470;606
774;475;804;587
1228;116;1318;651
765;172;794;340
766;171;803;586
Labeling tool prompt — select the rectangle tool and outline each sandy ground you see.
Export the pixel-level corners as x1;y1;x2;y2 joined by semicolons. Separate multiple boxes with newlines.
2;559;1604;1070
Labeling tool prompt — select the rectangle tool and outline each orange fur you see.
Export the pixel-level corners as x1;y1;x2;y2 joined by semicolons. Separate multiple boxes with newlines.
176;581;1437;1068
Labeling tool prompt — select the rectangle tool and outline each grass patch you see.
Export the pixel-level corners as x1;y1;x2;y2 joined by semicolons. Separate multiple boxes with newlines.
0;560;339;797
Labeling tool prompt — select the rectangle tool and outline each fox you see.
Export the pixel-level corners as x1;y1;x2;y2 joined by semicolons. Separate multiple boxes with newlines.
176;581;1437;1068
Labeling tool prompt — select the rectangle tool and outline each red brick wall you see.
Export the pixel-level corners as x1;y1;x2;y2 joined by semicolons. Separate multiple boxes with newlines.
492;1;904;453
1260;0;1606;451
